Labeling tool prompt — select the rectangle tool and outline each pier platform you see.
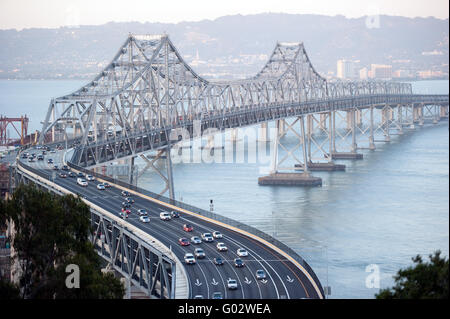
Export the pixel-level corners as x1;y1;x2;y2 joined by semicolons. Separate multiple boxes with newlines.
258;172;322;186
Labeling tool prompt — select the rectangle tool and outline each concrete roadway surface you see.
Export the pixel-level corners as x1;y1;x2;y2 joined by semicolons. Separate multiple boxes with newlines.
20;148;322;299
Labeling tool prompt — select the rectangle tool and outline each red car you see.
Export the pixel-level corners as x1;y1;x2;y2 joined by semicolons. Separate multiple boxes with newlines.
121;208;131;214
178;238;190;246
183;224;194;232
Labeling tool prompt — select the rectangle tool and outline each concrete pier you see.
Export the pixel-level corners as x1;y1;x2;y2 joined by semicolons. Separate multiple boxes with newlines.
330;152;363;160
258;172;322;186
295;162;346;171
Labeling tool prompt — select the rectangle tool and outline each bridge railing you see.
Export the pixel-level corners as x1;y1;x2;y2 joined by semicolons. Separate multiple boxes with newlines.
66;160;325;296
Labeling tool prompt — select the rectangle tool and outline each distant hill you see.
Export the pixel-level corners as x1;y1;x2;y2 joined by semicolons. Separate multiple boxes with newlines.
0;13;448;80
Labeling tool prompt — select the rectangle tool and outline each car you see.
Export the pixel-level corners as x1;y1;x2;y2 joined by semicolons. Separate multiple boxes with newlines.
194;248;205;259
234;258;245;268
42;150;46;155
121;208;131;215
227;279;238;290
201;233;214;242
216;242;228;252
37;155;44;161
50;149;56;153
184;253;196;265
237;248;248;257
121;190;131;197
137;209;148;216
62;165;69;171
212;231;223;239
211;292;223;299
77;172;84;178
58;172;67;178
125;197;134;204
178;238;190;246
68;172;76;178
77;178;88;187
28;157;34;162
103;182;111;188
86;175;95;181
53;165;59;170
119;211;128;219
96;183;105;190
193;295;204;299
183;224;193;232
21;153;28;159
121;201;130;208
213;257;224;266
139;216;150;223
255;269;267;280
159;212;171;221
171;211;180;218
190;236;202;244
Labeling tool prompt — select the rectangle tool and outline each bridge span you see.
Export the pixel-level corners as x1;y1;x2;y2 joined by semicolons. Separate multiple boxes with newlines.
12;33;448;299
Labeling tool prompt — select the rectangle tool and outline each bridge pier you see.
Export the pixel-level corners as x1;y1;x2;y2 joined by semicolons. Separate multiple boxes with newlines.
302;112;345;171
329;109;363;160
258;117;322;186
138;146;175;199
257;122;270;142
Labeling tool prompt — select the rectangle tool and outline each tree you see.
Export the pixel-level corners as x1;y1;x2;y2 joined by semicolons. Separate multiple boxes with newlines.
0;183;124;299
376;251;449;299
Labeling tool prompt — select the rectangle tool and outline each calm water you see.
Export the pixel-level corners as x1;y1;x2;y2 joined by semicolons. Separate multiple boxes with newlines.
0;79;448;298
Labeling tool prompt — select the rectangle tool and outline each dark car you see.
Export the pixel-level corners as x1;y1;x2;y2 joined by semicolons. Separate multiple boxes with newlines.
58;172;67;178
121;190;131;197
103;182;111;188
77;172;84;178
234;258;245;268
122;202;131;208
171;211;180;218
68;172;76;178
62;165;69;171
125;197;134;204
37;155;44;161
47;158;53;164
213;257;224;266
212;292;223;299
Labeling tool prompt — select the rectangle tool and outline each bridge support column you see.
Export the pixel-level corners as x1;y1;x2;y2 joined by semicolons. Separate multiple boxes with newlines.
329;109;363;160
302;113;345;171
440;105;448;119
138;146;175;199
257;122;270;142
258;117;322;186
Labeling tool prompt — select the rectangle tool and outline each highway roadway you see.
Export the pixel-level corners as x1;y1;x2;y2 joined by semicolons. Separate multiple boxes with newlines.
19;148;322;299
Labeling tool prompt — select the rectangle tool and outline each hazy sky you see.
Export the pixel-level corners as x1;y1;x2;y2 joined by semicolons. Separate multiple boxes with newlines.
0;0;448;30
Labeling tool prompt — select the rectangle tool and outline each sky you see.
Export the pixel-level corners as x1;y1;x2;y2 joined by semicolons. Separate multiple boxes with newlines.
0;0;448;30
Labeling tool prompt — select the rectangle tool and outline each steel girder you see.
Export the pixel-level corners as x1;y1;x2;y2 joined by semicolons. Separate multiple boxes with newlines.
37;33;440;168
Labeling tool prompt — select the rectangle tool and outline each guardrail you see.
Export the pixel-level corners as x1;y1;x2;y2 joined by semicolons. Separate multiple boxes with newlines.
66;159;325;297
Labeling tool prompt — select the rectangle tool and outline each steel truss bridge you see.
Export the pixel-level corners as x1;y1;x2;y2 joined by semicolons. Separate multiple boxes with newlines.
13;34;448;299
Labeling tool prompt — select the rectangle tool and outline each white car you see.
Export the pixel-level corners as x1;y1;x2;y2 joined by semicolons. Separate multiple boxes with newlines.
137;209;148;216
216;242;228;252
96;183;105;190
227;278;238;290
159;212;171;221
139;216;150;223
86;175;95;181
237;248;248;257
201;233;214;242
194;248;206;259
77;178;88;187
191;236;202;244
213;231;223;239
184;253;196;265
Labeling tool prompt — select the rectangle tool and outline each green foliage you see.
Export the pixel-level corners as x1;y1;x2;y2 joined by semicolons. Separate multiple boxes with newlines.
0;183;125;299
376;251;449;299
